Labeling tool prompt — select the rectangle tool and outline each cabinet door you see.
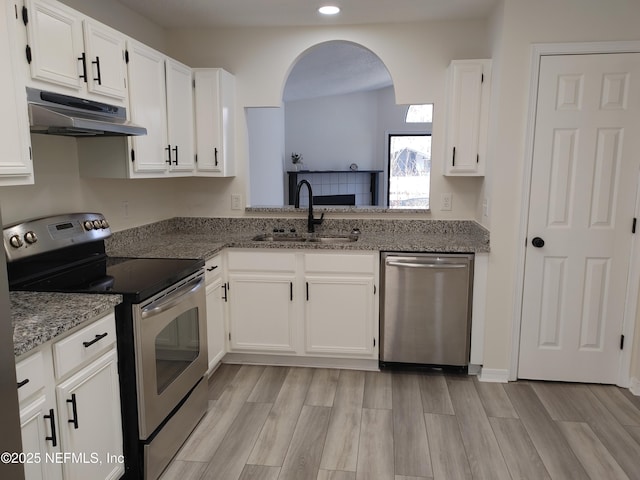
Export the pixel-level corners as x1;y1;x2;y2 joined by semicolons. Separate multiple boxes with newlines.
166;59;195;173
206;276;226;370
227;273;296;353
126;40;168;175
193;68;235;177
82;20;127;101
0;0;33;185
24;0;84;91
305;275;375;357
56;350;123;480
444;59;491;176
20;396;63;480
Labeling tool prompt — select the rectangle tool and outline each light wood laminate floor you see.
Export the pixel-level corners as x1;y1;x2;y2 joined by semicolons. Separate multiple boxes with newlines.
160;364;640;480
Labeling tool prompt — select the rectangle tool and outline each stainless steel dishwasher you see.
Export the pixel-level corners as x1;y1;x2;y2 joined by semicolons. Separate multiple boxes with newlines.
380;252;474;367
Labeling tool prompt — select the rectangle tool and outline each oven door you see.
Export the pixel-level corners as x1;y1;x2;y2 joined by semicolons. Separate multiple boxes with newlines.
133;271;207;439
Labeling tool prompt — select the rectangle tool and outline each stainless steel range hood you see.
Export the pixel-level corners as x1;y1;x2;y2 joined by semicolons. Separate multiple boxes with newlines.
27;87;147;137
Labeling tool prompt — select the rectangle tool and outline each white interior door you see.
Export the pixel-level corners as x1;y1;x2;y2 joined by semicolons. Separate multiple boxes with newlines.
519;53;640;383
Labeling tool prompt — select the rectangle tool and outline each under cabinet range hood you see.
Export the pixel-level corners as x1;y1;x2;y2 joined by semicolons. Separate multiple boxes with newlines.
26;87;147;137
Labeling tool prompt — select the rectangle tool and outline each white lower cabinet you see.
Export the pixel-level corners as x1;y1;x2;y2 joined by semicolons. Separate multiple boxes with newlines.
55;350;121;480
227;272;297;353
15;311;123;480
19;394;62;480
304;275;375;356
225;249;378;360
304;252;377;356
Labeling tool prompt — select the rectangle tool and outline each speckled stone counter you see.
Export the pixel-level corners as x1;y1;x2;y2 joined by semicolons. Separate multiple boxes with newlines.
12;216;487;357
12;292;122;357
105;216;490;259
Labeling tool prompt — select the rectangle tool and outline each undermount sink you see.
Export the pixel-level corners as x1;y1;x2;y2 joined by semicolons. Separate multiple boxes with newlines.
252;233;358;244
306;235;358;243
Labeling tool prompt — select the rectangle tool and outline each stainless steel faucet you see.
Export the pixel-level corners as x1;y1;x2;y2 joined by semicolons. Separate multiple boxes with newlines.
294;180;324;233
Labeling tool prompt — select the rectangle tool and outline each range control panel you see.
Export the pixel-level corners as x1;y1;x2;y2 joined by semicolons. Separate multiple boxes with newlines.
3;213;111;262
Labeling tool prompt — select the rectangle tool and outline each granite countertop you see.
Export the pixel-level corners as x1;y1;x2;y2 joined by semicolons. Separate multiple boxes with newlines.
106;217;490;259
12;292;122;357
12;216;489;358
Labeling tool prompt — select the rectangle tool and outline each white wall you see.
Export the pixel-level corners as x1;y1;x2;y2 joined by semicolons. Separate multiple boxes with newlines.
0;135;181;230
285;90;379;171
58;0;167;52
166;20;491;219
247;107;285;206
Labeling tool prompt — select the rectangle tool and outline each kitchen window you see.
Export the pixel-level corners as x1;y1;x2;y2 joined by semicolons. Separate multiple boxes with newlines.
387;133;431;209
405;104;433;123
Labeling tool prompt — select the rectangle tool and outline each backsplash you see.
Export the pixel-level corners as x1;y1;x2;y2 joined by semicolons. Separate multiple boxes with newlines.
294;172;374;206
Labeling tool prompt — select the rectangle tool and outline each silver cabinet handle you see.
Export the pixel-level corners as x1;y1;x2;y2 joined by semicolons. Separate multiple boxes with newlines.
142;277;204;318
386;260;467;269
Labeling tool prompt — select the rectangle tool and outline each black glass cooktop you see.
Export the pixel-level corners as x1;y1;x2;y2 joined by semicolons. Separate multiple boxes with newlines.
9;255;204;303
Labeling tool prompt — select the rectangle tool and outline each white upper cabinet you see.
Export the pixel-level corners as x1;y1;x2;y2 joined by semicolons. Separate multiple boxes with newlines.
443;59;491;176
166;58;195;173
21;0;128;104
23;0;84;91
82;20;127;100
0;0;33;185
194;68;236;177
79;42;197;179
125;39;169;175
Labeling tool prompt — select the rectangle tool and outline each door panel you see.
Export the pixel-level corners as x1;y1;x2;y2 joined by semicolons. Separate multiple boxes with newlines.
519;53;640;383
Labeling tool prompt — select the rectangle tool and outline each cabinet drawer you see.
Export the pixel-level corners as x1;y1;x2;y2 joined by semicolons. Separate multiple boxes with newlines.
305;253;376;274
205;254;223;283
53;312;116;379
15;350;46;404
227;250;296;272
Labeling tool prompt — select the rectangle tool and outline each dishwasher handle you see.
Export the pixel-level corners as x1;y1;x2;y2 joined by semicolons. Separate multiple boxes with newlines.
386;259;468;269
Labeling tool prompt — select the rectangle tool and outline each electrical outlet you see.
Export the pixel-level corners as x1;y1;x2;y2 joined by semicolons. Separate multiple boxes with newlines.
122;200;129;218
441;192;452;211
483;197;490;217
231;193;242;210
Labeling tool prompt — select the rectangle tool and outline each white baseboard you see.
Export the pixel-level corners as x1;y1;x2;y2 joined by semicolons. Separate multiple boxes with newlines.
630;377;640;396
478;368;509;383
468;364;481;376
223;353;380;371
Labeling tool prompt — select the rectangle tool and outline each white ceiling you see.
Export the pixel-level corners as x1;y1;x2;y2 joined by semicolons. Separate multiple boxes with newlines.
283;42;393;102
117;0;498;29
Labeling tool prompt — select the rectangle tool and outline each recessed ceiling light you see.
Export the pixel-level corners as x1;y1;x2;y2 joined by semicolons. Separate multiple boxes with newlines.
318;5;340;15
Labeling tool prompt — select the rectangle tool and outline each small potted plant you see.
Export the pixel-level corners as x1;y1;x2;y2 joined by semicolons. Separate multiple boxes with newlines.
291;152;304;171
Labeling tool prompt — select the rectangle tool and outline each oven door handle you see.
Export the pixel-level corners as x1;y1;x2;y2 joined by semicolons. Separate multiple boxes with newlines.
141;276;204;318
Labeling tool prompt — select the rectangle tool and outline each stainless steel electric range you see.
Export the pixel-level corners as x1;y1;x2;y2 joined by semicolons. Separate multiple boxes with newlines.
4;213;208;480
